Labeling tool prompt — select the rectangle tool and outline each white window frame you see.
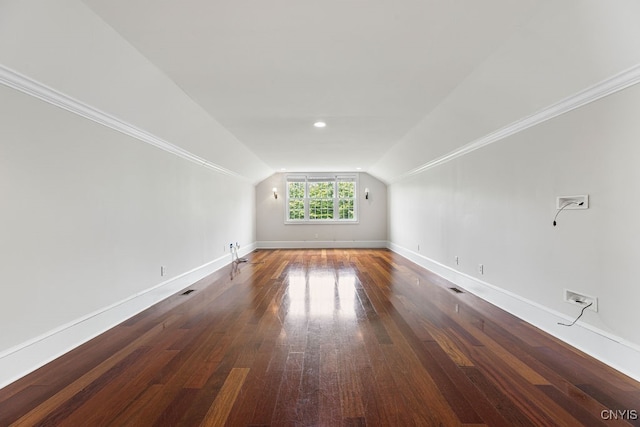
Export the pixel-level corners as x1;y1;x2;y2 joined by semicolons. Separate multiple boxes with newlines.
285;174;358;224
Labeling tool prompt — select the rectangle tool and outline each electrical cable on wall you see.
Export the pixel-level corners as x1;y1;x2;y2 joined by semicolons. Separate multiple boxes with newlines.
232;243;248;263
558;302;593;326
553;201;584;226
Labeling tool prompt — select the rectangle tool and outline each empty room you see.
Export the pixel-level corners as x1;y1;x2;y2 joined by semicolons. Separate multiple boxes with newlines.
1;0;640;425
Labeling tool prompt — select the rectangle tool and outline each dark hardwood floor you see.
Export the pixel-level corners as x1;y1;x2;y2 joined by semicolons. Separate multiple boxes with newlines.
1;249;639;426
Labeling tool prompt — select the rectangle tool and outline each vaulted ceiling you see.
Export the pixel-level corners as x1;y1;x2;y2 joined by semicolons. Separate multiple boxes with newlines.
80;0;640;183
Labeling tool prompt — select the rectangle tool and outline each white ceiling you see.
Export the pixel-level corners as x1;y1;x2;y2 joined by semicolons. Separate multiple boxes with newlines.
81;0;547;177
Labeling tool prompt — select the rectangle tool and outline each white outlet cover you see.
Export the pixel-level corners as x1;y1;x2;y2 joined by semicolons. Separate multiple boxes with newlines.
564;288;598;312
556;195;589;209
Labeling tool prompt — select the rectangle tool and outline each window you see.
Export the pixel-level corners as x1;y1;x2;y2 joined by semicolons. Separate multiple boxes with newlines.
309;180;334;220
286;174;358;223
287;180;305;220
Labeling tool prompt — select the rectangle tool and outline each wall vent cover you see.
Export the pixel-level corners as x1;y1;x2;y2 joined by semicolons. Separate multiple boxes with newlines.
181;289;196;295
449;287;464;294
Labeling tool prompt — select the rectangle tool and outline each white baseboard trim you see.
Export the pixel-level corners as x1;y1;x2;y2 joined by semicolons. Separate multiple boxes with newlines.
256;240;388;249
0;243;256;390
388;242;640;382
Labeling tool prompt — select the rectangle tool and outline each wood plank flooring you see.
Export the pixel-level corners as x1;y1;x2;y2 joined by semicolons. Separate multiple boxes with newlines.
1;249;639;426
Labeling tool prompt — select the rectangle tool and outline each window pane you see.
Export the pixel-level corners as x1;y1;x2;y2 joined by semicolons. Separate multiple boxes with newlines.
309;199;334;220
288;182;305;198
309;181;334;220
289;200;305;220
337;181;355;220
338;199;354;219
288;182;305;220
308;182;334;198
338;181;354;198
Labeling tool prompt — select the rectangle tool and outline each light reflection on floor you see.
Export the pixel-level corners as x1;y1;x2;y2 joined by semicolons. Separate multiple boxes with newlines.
285;269;358;319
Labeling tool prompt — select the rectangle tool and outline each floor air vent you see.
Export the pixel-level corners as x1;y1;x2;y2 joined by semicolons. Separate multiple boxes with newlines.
181;289;195;295
449;287;464;294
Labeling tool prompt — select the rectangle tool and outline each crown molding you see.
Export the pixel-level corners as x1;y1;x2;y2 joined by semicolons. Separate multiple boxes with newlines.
393;63;640;183
0;64;248;182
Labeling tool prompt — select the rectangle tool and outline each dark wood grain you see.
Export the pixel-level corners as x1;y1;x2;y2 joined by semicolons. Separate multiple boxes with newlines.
1;249;639;426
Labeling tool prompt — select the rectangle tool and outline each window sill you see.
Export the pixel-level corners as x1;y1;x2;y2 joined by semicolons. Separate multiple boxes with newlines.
284;220;359;225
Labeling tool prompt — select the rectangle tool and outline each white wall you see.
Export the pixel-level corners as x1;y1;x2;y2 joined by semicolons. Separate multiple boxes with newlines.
371;0;640;182
367;0;640;380
0;0;271;183
256;173;387;247
0;84;255;351
0;0;265;387
387;82;640;377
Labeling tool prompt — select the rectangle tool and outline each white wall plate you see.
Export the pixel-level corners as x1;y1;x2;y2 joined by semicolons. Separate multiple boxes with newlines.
557;195;589;209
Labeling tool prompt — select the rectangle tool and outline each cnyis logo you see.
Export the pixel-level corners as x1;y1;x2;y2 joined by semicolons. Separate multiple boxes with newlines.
601;409;638;420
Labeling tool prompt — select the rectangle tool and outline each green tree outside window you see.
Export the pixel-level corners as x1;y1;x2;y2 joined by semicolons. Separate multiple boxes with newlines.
285;175;357;222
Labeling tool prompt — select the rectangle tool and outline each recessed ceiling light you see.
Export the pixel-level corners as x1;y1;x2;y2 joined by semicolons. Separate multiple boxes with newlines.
356;167;362;170
280;168;286;171
313;121;326;128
